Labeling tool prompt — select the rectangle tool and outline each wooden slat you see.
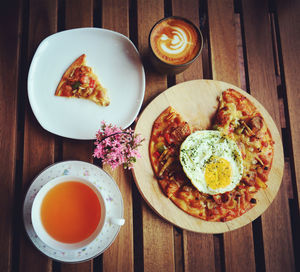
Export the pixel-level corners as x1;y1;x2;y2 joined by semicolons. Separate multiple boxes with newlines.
101;168;134;271
60;0;94;271
276;0;300;209
183;232;216;272
137;1;175;271
208;0;240;87
172;1;216;271
0;1;21;271
102;0;129;36
101;1;134;271
19;0;57;271
241;1;295;271
207;1;256;271
65;0;93;28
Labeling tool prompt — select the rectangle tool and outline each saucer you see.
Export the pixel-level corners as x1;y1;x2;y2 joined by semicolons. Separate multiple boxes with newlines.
23;160;124;263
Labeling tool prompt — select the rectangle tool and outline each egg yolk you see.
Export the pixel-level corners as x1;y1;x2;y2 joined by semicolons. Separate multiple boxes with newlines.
204;157;232;189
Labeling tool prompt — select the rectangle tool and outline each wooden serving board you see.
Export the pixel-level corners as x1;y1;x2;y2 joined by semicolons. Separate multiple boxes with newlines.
132;80;284;233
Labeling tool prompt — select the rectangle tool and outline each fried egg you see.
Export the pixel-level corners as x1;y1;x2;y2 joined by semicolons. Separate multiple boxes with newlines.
179;130;243;195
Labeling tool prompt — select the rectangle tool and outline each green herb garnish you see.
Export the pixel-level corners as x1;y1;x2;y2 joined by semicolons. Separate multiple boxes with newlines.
72;81;81;90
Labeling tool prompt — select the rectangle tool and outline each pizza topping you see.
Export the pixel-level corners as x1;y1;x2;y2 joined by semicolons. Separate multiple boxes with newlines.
156;142;167;154
170;122;190;143
158;157;175;177
72;81;81;90
248;115;263;133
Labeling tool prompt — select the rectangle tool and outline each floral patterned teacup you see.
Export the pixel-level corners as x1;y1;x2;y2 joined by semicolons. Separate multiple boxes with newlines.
31;175;125;251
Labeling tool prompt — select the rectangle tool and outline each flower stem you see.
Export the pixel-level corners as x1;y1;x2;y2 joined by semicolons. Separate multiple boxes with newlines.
98;131;133;144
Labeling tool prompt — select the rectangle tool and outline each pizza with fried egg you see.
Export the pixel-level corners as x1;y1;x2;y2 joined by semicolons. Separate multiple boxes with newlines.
149;89;274;222
55;54;110;106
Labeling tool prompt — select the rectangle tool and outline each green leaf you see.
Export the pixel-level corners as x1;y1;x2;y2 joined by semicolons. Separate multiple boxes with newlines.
72;81;81;90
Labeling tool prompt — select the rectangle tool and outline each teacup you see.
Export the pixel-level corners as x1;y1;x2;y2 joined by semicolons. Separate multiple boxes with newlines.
149;16;203;74
31;175;125;251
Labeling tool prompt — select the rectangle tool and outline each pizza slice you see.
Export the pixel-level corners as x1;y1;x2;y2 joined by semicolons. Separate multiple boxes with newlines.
55;54;110;106
214;89;274;191
149;106;191;198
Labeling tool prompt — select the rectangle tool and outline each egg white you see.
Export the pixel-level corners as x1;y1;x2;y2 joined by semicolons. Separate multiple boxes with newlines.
179;130;243;195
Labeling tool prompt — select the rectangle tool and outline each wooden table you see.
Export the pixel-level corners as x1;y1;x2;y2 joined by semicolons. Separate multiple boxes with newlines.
1;0;299;271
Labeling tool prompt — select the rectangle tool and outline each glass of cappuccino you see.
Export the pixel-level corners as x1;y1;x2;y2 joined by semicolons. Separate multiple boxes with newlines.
149;16;203;74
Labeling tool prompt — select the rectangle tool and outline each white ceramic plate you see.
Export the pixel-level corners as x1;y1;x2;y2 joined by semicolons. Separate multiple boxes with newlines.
23;160;124;263
28;28;145;139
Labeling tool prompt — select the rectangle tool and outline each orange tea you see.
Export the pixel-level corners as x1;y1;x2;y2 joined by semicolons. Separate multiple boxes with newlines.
40;181;101;243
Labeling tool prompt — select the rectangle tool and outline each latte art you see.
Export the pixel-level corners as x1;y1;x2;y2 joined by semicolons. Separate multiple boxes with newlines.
160;27;189;55
150;18;201;65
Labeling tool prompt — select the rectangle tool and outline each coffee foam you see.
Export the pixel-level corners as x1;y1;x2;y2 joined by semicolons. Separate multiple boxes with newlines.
150;18;201;65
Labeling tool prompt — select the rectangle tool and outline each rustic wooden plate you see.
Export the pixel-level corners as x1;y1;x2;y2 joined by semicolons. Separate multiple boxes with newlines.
132;80;284;233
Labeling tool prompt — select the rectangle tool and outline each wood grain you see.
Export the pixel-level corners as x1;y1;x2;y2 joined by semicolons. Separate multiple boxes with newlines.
101;167;134;272
242;1;295;271
183;232;216;272
19;0;57;271
65;0;93;28
0;1;21;271
208;0;240;87
102;0;129;36
207;1;256;271
60;0;94;271
101;1;134;271
172;1;215;271
137;1;175;271
276;0;300;210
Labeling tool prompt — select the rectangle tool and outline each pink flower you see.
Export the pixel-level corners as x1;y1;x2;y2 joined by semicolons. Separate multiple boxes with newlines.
93;121;144;170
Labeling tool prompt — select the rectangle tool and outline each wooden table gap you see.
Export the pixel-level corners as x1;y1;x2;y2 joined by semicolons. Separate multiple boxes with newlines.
132;182;144;272
93;254;103;272
288;198;300;271
173;227;183;272
12;1;28;264
213;234;225;272
57;0;66;31
273;2;299;215
165;0;173;17
270;12;281;77
238;4;251;94
200;0;212;80
251;217;266;272
93;0;102;28
235;13;247;91
129;0;138;47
